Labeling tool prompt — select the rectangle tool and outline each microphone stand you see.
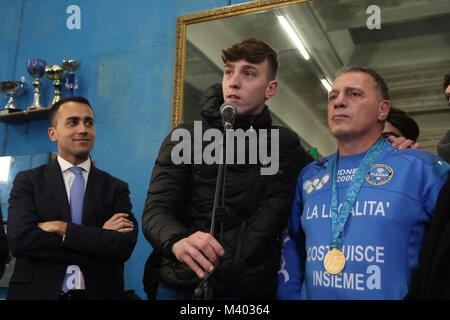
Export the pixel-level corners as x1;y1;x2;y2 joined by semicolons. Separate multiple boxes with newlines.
193;120;232;300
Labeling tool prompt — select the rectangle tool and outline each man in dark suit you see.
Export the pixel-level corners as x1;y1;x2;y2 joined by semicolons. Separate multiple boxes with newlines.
6;96;138;300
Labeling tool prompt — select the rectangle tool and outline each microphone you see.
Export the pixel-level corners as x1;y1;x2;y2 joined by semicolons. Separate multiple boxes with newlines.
220;102;237;129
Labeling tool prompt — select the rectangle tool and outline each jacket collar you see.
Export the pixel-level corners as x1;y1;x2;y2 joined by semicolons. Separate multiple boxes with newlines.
45;159;104;225
199;83;272;130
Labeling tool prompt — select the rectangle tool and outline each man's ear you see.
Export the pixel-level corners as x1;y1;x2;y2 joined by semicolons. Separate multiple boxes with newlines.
378;100;390;122
48;127;57;142
265;80;278;99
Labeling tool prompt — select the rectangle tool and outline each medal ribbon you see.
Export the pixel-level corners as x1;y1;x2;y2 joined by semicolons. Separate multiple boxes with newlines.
329;138;385;249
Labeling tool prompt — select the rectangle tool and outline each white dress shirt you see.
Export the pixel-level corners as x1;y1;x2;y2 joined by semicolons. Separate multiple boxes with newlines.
57;156;91;201
57;155;90;291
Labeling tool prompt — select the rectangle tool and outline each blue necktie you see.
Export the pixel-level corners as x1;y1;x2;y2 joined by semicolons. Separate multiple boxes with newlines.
62;166;85;293
69;166;84;225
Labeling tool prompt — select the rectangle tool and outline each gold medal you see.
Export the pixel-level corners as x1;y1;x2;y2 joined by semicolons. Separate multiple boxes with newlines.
323;249;346;275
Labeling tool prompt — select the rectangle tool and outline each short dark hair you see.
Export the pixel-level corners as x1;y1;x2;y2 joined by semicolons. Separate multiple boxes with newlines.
49;96;93;127
338;66;390;101
386;106;420;141
221;38;278;80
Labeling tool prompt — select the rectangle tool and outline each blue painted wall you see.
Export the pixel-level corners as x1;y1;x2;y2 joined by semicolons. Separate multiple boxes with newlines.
0;0;250;299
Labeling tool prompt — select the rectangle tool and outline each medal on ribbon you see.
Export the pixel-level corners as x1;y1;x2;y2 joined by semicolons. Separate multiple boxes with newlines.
324;138;385;275
324;248;346;275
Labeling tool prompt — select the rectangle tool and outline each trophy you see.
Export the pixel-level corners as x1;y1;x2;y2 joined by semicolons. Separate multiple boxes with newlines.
62;59;81;96
45;64;64;106
26;58;47;110
0;80;24;114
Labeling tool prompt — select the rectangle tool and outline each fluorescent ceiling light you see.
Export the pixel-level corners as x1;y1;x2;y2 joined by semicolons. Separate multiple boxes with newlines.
321;79;332;92
0;156;11;182
277;15;310;60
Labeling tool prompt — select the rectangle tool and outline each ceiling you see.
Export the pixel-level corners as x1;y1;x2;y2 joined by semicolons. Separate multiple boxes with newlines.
183;0;450;156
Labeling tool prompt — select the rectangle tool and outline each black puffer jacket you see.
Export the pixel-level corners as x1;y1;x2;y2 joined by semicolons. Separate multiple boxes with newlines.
142;84;313;298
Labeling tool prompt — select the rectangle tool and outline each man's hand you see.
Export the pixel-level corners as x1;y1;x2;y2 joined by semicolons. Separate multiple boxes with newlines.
385;135;420;150
172;231;225;279
102;213;134;233
38;221;67;237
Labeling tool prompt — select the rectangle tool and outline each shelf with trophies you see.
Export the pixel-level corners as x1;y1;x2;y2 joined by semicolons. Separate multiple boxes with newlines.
0;59;81;124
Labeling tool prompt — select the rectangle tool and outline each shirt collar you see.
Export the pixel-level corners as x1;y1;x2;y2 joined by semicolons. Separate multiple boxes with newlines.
57;155;91;173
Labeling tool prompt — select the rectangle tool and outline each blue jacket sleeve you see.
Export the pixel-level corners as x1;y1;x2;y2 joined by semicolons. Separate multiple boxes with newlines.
277;176;306;300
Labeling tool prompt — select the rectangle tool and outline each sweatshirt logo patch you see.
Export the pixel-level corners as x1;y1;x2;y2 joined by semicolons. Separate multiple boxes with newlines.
366;164;393;185
304;174;330;193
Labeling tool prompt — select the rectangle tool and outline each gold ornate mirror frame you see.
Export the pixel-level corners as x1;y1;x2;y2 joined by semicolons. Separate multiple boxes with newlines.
171;0;307;129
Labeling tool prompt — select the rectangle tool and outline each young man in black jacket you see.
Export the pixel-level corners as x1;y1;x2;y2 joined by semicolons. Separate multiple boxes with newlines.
142;38;313;299
7;97;138;300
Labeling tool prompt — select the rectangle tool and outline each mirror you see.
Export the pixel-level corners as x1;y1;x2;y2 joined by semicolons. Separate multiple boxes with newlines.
173;0;450;157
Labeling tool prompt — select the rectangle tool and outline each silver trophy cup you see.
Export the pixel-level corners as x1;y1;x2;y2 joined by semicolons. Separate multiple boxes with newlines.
0;80;24;114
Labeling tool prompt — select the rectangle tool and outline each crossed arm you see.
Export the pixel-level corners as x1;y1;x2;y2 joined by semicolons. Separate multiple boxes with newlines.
38;213;135;236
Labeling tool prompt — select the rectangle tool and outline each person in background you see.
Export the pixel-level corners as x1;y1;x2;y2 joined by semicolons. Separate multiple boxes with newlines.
7;96;138;300
436;73;450;163
277;66;449;300
406;73;450;299
382;106;420;143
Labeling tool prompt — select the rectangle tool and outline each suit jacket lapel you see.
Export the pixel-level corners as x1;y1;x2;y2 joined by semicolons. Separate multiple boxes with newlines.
82;164;105;225
46;159;72;222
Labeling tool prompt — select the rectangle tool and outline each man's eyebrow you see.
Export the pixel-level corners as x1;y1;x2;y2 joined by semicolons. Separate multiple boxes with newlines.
347;86;362;90
224;64;258;71
241;65;258;71
330;86;363;92
65;116;94;121
328;89;338;96
65;116;80;121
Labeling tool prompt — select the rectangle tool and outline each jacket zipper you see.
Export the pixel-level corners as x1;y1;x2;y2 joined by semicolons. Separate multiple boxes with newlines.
230;155;258;290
